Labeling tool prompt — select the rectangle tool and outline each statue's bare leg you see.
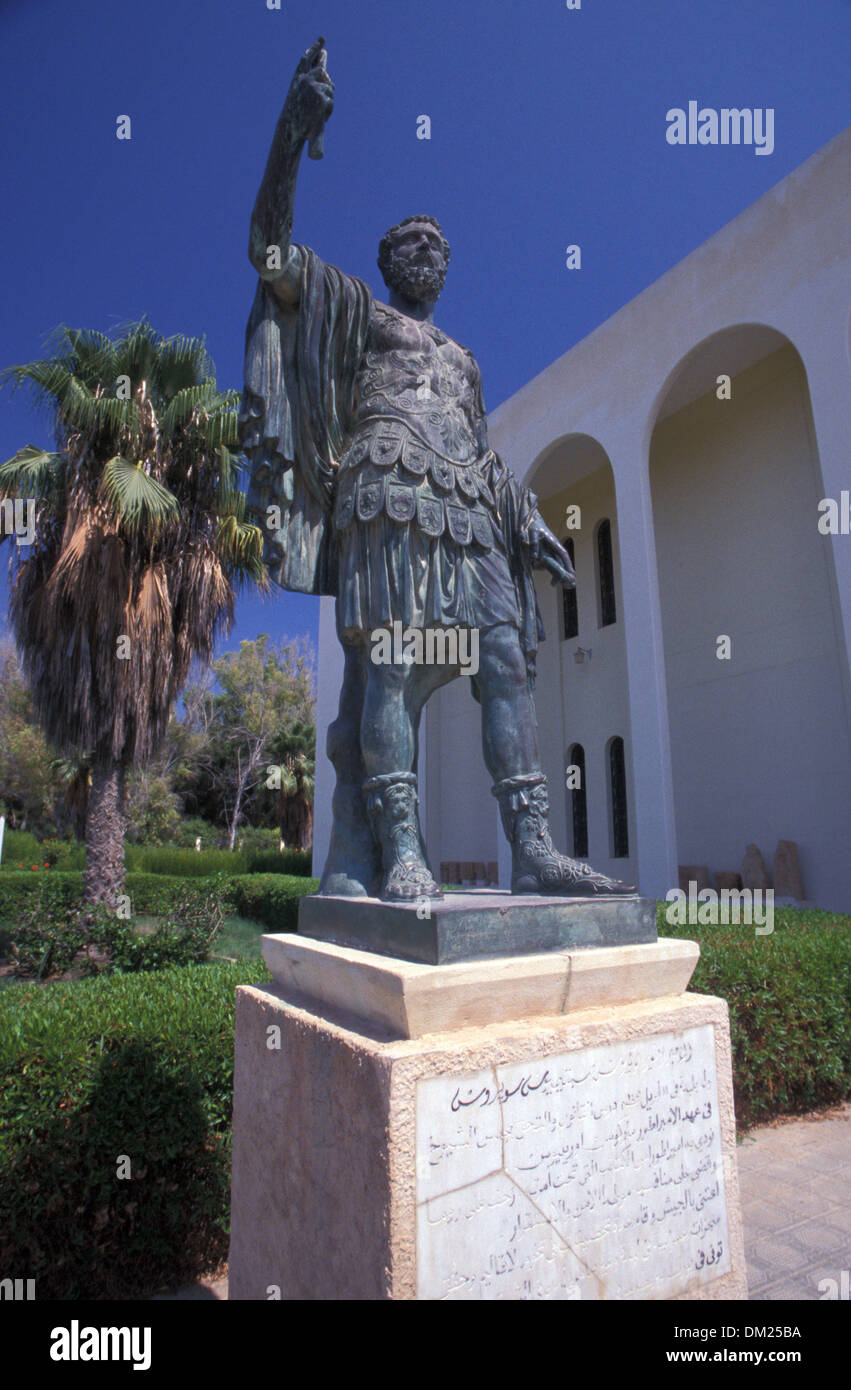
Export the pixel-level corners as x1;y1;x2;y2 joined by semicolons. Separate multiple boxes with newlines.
319;642;382;897
476;624;635;896
359;653;451;901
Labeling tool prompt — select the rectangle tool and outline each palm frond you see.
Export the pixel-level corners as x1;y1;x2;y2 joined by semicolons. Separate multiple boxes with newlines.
101;456;179;533
201;403;240;449
0;444;65;499
159;382;218;434
153;334;214;396
215;512;268;585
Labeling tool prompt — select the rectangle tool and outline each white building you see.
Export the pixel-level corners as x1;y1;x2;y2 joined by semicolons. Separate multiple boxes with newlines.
314;128;851;911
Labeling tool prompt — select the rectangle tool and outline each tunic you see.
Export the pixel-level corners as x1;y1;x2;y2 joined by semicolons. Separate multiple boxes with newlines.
239;247;544;670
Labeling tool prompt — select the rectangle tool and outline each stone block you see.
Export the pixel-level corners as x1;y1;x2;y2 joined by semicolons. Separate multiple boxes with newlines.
678;865;711;891
773;840;803;899
229;976;747;1301
714;871;743;891
298;890;656;965
742;844;770;890
262;932;698;1039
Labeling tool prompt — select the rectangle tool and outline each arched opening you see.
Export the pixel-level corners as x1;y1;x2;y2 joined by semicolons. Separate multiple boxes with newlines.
520;434;633;883
649;324;851;906
607;735;629;859
595;519;616;628
566;743;588;858
561;535;578;639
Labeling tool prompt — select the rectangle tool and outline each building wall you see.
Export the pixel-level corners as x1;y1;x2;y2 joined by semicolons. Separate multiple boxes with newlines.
650;345;851;907
536;469;636;886
422;671;496;872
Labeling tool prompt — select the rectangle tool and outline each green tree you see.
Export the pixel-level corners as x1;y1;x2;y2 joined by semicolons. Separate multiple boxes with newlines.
268;718;315;850
0;322;267;904
0;640;57;833
49;753;92;841
190;635;315;849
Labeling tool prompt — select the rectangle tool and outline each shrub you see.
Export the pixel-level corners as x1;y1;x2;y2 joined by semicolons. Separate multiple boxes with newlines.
246;847;312;877
227;873;319;933
658;905;851;1129
1;828;50;869
0;958;270;1299
0;871;200;923
125;846;250;877
0;870;317;938
48;840;86;871
9;879;226;980
170;818;224;850
126;845;312;877
1;838;313;882
233;826;282;853
0;870;84;923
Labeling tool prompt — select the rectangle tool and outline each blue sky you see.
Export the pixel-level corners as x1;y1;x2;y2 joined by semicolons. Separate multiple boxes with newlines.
1;0;848;656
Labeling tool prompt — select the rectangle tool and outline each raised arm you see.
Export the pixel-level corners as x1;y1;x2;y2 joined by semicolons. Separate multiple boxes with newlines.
248;36;335;304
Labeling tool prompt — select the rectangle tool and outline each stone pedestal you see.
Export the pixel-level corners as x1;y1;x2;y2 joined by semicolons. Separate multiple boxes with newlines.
228;913;747;1300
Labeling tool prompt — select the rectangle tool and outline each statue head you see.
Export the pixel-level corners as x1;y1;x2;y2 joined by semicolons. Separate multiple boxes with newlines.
378;215;450;304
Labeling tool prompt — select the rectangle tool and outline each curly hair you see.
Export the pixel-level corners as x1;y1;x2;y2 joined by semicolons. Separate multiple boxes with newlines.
377;215;451;279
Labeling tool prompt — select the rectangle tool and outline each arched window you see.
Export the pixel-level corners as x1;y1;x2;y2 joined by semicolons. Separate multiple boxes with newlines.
608;736;629;858
561;536;578;640
596;519;616;627
567;743;588;858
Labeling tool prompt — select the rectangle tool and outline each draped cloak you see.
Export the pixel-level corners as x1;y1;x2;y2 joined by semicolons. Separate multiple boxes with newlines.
239;245;545;682
239;245;371;595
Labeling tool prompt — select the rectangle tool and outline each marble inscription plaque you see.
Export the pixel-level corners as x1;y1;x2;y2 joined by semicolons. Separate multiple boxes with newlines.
415;1025;730;1299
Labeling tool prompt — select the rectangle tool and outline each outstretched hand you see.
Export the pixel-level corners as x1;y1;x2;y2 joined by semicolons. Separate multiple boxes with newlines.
288;36;334;158
525;514;576;587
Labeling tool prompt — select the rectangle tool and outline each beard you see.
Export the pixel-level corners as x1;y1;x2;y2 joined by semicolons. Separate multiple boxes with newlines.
380;250;447;304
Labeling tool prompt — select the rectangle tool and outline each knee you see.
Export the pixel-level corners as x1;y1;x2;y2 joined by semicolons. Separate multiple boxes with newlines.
480;627;527;688
327;714;356;766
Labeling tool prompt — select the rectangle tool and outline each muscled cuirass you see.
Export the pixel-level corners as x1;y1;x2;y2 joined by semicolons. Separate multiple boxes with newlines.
332;301;499;549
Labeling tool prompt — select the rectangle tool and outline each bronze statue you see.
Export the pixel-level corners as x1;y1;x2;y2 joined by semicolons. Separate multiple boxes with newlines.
241;38;633;903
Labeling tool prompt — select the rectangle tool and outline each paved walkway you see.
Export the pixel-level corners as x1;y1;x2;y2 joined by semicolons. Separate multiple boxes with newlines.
160;1104;851;1301
736;1103;851;1300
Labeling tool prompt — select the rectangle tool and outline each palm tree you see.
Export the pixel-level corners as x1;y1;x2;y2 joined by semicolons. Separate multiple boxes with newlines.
0;321;267;905
49;753;92;842
270;719;315;851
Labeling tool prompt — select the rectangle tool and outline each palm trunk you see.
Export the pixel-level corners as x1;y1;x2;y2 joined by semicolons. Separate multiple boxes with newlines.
83;763;126;907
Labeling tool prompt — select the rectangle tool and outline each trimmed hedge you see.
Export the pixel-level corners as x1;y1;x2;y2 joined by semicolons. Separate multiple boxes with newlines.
0;871;199;922
0;870;317;926
227;873;320;932
1;843;313;879
0;832;84;872
10;884;225;980
658;905;851;1129
0;959;270;1299
245;848;312;877
126;846;312;878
